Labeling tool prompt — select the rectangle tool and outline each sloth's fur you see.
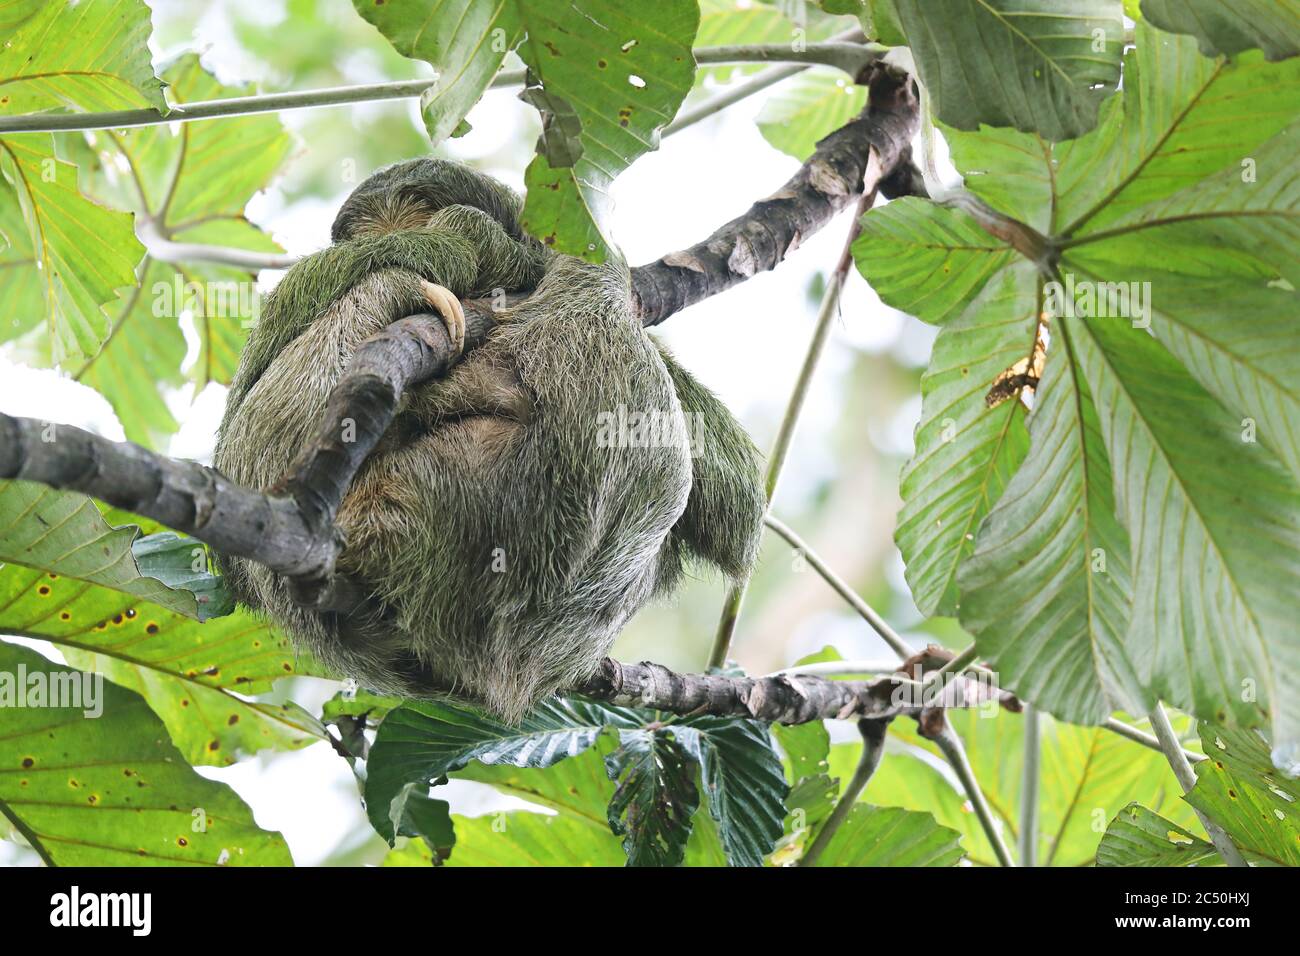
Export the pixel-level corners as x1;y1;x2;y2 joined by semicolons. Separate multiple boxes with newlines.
215;159;765;722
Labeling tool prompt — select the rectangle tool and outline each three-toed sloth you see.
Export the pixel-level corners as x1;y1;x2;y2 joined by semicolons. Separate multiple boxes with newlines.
215;159;764;722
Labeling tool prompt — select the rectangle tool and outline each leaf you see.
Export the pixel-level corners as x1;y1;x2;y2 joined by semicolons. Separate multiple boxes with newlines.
1188;724;1300;865
890;265;1035;616
455;745;616;827
1097;804;1219;867
1050;26;1300;235
359;0;698;261
0;0;164;116
757;68;866;160
674;717;790;866
0;135;144;362
353;0;523;145
61;55;290;444
879;708;1204;865
0;558;322;767
605;726;700;867
1069;313;1300;758
890;0;1124;141
0;641;292;866
805;804;965;866
877;26;1300;751
445;811;625;867
1141;0;1300;61
364;697;640;843
0;181;45;344
515;0;699;261
854;198;1018;326
957;319;1147;724
0;481;216;619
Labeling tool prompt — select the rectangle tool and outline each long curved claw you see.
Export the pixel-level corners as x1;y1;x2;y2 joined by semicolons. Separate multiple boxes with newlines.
419;280;465;356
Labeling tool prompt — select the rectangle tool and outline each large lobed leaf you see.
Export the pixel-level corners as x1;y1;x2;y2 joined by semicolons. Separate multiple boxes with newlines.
890;0;1124;141
855;24;1300;762
1141;0;1300;61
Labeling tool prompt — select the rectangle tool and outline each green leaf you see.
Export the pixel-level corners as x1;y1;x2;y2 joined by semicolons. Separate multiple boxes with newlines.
61;56;290;444
958;320;1147;724
364;697;640;843
0;641;291;866
854;198;1018;326
805;804;965;866
515;0;699;261
0;0;164;116
1051;25;1300;235
1069;313;1300;758
0;182;45;344
0;135;144;362
757;68;866;160
675;717;790;866
359;0;698;261
1097;804;1219;866
1141;0;1300;61
1188;724;1300;865
445;811;625;867
605;726;700;867
353;0;523;145
455;745;616;826
879;709;1204;866
890;0;1124;141
0;481;215;619
891;265;1035;616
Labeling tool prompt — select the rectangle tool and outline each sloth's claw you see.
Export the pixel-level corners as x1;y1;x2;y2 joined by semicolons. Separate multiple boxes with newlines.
420;280;465;356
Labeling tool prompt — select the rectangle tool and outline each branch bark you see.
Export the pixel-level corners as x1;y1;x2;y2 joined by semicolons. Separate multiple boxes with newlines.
573;652;1015;724
629;62;919;326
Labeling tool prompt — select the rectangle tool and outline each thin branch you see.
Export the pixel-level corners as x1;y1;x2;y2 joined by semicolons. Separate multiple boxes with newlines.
707;191;875;670
0;43;880;135
1103;716;1206;764
798;719;889;866
763;514;912;659
1148;702;1249;867
1019;703;1040;867
662;63;807;137
771;659;903;678
924;714;1017;867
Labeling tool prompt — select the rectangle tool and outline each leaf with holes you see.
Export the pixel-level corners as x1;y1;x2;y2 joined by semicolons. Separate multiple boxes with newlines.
890;0;1124;141
1188;724;1300;865
1097;804;1220;867
0;641;291;866
605;725;700;867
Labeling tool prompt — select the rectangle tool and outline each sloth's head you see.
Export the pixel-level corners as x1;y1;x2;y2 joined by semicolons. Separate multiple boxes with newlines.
330;158;525;243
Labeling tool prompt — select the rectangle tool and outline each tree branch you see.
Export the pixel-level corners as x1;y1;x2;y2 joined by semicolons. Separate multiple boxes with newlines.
630;62;920;325
0;42;879;135
572;654;1013;724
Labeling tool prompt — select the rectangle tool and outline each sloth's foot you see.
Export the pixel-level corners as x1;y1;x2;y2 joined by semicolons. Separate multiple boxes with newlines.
420;280;465;356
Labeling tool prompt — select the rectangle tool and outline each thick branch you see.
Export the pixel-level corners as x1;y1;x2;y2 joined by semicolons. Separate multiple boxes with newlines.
572;654;1013;724
629;62;919;325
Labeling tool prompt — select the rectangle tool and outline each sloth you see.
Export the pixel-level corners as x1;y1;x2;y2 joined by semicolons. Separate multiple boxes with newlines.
214;159;765;722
